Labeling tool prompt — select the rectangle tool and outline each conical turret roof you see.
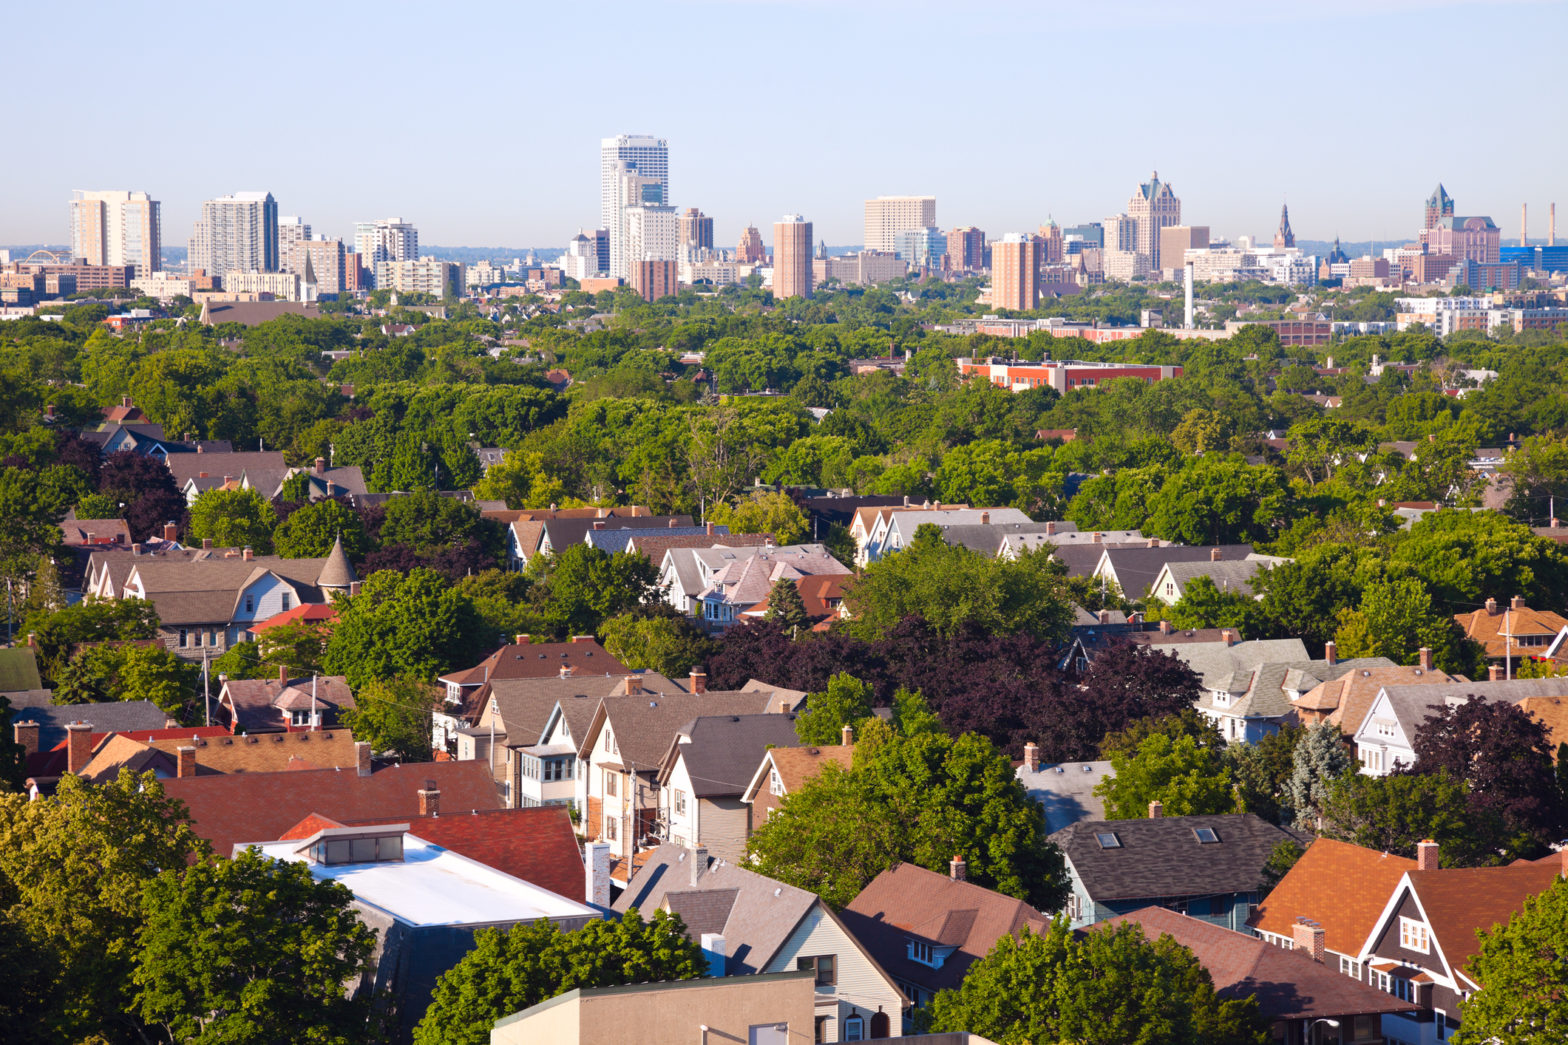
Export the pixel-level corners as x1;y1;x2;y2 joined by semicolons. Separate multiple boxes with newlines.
317;534;356;590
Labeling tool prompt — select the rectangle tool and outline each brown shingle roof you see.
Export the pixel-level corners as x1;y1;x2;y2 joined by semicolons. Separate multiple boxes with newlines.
1517;695;1568;753
1303;664;1461;731
1404;863;1565;982
1248;838;1416;957
148;728;360;774
1107;907;1420;1021
762;744;852;795
441;639;628;688
162;761;505;857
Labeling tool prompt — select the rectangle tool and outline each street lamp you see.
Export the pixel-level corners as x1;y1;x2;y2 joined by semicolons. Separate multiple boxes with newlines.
1310;1018;1341;1044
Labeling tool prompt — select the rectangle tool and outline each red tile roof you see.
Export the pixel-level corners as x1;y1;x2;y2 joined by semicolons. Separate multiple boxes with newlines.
279;807;584;901
250;603;338;634
162;761;505;858
1249;838;1416;957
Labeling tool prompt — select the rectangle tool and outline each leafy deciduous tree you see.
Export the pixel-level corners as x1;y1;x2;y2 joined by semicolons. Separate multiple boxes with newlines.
1456;877;1568;1045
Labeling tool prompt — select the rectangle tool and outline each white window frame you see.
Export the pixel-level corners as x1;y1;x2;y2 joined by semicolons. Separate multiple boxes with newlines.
674;789;687;816
1399;916;1429;954
770;767;784;796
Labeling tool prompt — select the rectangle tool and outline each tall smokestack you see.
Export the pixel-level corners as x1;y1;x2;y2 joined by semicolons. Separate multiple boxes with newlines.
1551;203;1557;247
1522;203;1528;248
1184;263;1194;329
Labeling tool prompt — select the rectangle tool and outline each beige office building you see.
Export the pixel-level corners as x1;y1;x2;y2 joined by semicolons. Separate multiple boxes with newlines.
222;271;302;300
737;225;766;264
863;195;936;253
1128;172;1182;270
773;214;813;300
70;190;161;276
376;257;464;297
287;239;347;296
1159;226;1209;276
679;208;713;250
992;233;1039;311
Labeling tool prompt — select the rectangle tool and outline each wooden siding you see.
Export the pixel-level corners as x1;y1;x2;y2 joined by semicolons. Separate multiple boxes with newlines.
764;905;903;1044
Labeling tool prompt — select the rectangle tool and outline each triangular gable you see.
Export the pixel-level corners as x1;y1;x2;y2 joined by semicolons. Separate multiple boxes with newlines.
1355;873;1465;990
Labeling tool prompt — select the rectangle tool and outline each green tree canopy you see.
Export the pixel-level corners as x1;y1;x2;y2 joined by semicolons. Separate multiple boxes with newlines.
598;608;712;678
526;544;664;639
746;728;1068;910
1456;877;1568;1044
22;596;160;686
794;671;875;745
323;568;493;688
762;575;811;631
412;910;706;1045
926;919;1268;1045
133;848;376;1045
54;642;201;721
1317;770;1496;867
706;490;810;544
272;498;368;559
339;675;441;762
1096;730;1235;820
1332;576;1480;675
187;487;278;554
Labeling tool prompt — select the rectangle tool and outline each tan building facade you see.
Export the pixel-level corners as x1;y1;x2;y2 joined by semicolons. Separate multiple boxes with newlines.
678;208;713;250
863;195;936;253
773;215;813;300
1127;172;1182;270
948;226;985;271
1159;225;1209;275
631;259;679;302
70;190;161;276
992;234;1039;311
737;224;766;264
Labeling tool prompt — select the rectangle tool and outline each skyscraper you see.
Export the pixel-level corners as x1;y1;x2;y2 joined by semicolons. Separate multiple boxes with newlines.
679;208;714;251
601;135;669;278
737;225;765;264
1424;184;1455;229
189;192;278;276
624;202;678;268
947;227;985;272
1127;172;1182;271
773;215;813;300
992;234;1039;312
864;196;936;253
278;216;312;270
71;190;161;275
354;219;419;287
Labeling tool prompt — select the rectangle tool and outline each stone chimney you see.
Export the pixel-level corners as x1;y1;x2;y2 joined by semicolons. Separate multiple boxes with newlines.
1148;800;1163;818
13;720;39;758
691;846;708;887
177;745;196;778
1485;597;1499;615
1221;629;1237;647
1210;547;1222;561
66;721;93;774
1489;664;1505;681
1023;741;1040;773
688;671;707;695
1418;647;1433;671
355;741;372;776
1511;595;1526;611
1324;641;1336;666
314;457;327;475
1291;919;1326;962
1159;619;1173;635
163;521;178;542
842;724;854;746
1417;839;1440;870
949;854;967;882
585;841;612;908
418;780;440;817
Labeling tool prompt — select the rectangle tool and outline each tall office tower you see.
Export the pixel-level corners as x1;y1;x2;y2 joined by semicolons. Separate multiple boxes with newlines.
1273;204;1295;249
1424;184;1455;229
992;234;1039;311
773;215;813;300
1037;221;1064;265
189;191;279;276
863;196;937;254
947;226;986;272
591;228;611;274
601;135;669;277
737;225;766;264
1127;172;1181;271
1103;214;1138;252
354;218;419;286
278;216;312;270
631;259;678;302
609;166;667;277
70;190;162;275
625;203;679;268
679;208;714;250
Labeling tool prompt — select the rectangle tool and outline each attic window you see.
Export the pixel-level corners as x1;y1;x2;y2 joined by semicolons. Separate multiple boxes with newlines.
1095;832;1121;849
1193;828;1220;844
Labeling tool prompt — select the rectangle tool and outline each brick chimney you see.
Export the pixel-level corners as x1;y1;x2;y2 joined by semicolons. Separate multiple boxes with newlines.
1148;800;1163;818
706;522;715;535
1324;641;1336;666
1485;597;1499;615
842;724;854;746
515;634;530;645
418;780;440;817
619;675;638;696
1210;547;1222;561
667;517;678;527
1098;609;1111;625
26;632;35;648
1159;619;1173;635
278;664;289;685
980;511;990;525
356;741;372;776
592;520;605;530
314;457;327;475
163;521;178;542
66;721;93;774
1417;839;1440;870
13;720;39;758
1092;531;1103;543
1045;521;1057;536
689;671;707;695
571;635;592;643
201;538;212;550
949;855;967;882
1489;664;1505;681
1511;595;1526;611
1418;647;1433;671
1221;629;1237;647
1291;919;1326;962
1147;537;1159;548
177;745;196;778
242;546;253;561
1023;741;1040;773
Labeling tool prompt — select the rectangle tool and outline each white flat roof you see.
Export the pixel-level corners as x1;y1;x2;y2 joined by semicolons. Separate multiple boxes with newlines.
254;834;596;928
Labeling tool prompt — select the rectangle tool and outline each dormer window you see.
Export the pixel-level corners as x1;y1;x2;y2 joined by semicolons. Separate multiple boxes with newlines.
908;939;944;968
1399;916;1430;954
1213;692;1230;707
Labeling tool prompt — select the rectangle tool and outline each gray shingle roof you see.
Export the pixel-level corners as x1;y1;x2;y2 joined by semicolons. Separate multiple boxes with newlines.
490;673;679;746
1100;545;1256;600
595;692;782;770
664;714;803;798
1150;638;1308;693
1051;813;1307;902
1016;761;1113;833
13;700;173;749
1375;677;1568;737
586;526;725;553
165;451;289;488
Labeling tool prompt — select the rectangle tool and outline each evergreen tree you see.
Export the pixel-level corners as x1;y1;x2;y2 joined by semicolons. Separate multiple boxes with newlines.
1287;722;1354;827
763;576;811;632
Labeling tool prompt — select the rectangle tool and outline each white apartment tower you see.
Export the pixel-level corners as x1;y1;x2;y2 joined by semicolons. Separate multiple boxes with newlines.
277;217;312;272
601;135;669;278
624;204;679;269
71;190;162;275
354;218;419;287
864;196;937;254
188;192;279;276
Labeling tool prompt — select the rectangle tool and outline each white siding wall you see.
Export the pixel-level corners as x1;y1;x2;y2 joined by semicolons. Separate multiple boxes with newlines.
664;758;699;849
234;573;300;624
764;906;903;1043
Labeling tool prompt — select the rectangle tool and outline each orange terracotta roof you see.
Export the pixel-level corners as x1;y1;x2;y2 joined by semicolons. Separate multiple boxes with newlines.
1517;695;1568;754
1249;838;1416;957
1454;601;1568;660
250;603;338;634
1306;664;1461;731
768;744;852;792
148;729;359;774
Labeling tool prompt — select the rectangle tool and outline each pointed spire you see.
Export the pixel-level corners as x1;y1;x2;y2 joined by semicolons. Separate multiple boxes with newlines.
317;534;356;590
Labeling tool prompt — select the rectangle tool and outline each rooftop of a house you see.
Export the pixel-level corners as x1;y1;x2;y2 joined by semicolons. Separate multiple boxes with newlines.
481;671;680;745
697;545;850;608
1292;662;1461;731
840;862;1051;992
13;700;173;750
1051;813;1308;902
626;531;773;560
0;645;43;693
1248;838;1416;957
1106;907;1421;1021
251;829;596;928
1403;860;1566;981
1200;656;1394;721
249;602;339;634
1097;544;1257;599
586;525;727;554
746;573;848;620
221;674;355;733
58;515;132;547
1149;638;1309;693
280;806;585;901
741;743;852;802
440;637;628;688
148;728;360;774
165;450;289;488
1015;758;1113;834
1455;596;1568;654
661;714;803;799
588;690;795;769
1155;556;1287;598
1369;676;1568;736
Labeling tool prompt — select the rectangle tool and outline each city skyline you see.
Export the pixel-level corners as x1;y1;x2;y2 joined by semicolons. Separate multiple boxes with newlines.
5;1;1564;248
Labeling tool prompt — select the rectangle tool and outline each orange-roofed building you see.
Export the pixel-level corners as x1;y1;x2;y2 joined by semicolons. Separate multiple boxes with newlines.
1249;838;1416;970
740;742;853;833
249;602;338;635
1454;595;1568;663
1290;655;1462;733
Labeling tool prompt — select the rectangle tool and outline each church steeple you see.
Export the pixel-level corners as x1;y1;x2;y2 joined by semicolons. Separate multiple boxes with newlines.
1274;203;1295;249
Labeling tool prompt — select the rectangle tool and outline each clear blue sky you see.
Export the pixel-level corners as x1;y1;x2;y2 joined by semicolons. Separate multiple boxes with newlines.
8;0;1565;251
